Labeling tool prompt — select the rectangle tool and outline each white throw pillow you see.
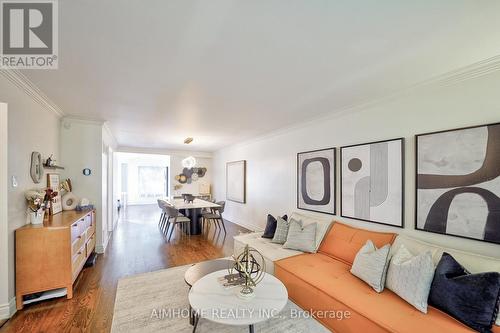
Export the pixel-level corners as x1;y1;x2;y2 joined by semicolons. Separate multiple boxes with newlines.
386;245;435;313
283;219;317;253
350;240;391;293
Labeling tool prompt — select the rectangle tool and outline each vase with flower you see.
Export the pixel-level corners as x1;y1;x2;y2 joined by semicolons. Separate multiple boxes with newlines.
24;190;46;225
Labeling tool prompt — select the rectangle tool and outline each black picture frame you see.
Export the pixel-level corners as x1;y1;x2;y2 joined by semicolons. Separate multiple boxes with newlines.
340;137;405;228
415;122;500;245
296;147;336;215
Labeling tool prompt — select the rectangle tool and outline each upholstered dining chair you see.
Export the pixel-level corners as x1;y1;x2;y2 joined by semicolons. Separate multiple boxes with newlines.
201;201;226;234
164;205;191;241
157;199;168;232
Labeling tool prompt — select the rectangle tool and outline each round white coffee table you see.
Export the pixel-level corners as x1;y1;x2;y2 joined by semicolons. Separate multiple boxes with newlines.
188;269;288;333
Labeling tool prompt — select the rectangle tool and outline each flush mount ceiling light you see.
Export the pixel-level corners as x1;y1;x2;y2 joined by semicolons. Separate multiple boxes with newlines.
182;156;196;169
184;137;194;144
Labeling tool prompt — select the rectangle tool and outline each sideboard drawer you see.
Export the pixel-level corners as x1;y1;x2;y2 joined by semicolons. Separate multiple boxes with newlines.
86;233;96;257
72;248;85;279
71;235;84;255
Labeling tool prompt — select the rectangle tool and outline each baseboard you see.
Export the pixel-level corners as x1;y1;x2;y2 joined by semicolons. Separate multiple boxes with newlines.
225;218;262;233
0;297;17;320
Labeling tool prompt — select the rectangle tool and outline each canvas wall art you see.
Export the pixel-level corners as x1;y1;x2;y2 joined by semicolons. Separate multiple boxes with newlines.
416;122;500;244
341;138;404;227
226;160;246;203
297;148;336;215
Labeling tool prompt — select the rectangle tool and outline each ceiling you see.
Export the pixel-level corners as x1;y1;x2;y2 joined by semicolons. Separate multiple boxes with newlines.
22;1;500;151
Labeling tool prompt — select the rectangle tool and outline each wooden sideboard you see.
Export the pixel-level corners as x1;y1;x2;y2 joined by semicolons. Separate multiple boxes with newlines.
15;209;96;310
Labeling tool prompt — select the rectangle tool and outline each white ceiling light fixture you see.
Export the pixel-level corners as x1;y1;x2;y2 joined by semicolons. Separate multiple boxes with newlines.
182;156;196;169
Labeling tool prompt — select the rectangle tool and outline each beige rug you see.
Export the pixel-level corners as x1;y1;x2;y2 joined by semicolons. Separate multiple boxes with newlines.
111;264;330;332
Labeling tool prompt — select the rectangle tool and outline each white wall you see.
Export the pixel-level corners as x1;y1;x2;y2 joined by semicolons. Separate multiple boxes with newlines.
1;75;61;316
0;103;9;319
213;70;500;258
60;118;107;252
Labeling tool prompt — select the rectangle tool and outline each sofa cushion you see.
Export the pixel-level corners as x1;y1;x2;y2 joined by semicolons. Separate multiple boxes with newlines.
271;216;290;244
386;245;435;313
276;253;484;333
288;212;333;252
283;219;317;253
429;252;500;332
394;234;500;326
262;214;288;239
350;240;391;293
318;222;397;265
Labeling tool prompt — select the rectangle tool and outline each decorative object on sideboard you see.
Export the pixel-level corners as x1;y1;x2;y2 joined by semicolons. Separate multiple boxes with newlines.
42;188;59;220
82;168;92;176
226;160;246;203
30;151;43;183
229;245;265;300
297;148;336;215
416;122;500;245
175;167;207;184
60;178;78;211
47;173;62;215
341;138;404;228
76;198;94;211
24;189;46;224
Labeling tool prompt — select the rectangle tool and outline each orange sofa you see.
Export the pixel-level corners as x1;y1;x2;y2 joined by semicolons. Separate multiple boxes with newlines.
275;222;500;333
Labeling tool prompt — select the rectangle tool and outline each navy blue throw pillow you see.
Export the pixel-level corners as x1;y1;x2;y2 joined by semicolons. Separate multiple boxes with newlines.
429;252;500;333
262;214;287;239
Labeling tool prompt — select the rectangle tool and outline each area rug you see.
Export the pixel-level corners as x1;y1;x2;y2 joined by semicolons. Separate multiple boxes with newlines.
111;264;330;332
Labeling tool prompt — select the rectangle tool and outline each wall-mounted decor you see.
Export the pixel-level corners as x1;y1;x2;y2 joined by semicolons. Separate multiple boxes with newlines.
226;160;246;203
30;151;43;183
47;173;62;215
341;138;404;227
416;122;500;244
297;148;336;215
175;167;207;184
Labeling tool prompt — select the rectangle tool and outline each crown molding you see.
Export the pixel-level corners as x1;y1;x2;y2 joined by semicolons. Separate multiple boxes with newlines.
0;69;65;118
217;54;500;152
117;146;213;159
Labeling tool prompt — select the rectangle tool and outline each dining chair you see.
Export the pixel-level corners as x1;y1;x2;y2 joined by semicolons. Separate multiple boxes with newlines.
164;205;192;241
202;201;226;234
157;199;168;232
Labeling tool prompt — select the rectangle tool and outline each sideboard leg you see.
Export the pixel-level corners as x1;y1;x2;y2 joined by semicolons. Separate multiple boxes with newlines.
66;285;73;299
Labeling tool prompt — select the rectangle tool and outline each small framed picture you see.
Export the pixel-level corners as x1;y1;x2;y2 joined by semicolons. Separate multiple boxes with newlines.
47;173;62;215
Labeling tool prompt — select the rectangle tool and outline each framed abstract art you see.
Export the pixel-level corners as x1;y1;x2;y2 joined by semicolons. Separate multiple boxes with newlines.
226;160;246;203
297;148;336;215
340;138;404;227
416;122;500;244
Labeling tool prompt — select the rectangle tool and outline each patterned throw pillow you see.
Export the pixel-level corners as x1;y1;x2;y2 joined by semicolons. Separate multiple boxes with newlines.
386;245;435;313
271;216;290;244
429;253;500;333
283;219;317;253
350;240;391;293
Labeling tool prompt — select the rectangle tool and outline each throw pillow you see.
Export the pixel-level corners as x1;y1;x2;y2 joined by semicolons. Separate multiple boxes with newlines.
271;216;290;244
350;240;391;293
262;214;287;239
386;245;435;313
283;219;317;253
429;252;500;333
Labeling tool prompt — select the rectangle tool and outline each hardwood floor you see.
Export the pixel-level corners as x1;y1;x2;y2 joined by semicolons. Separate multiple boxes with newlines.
1;204;249;333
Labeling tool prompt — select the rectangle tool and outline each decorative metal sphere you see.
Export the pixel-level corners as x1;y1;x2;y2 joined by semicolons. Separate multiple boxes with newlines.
229;245;266;298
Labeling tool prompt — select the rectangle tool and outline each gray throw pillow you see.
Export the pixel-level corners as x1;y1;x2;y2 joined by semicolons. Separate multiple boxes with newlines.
386;245;435;313
350;240;391;293
283;219;317;253
271;216;290;244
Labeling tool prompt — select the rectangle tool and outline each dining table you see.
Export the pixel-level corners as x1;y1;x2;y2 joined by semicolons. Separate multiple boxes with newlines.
165;198;221;235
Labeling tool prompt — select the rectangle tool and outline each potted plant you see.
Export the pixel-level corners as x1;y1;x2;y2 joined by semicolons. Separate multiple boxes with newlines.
25;190;46;224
